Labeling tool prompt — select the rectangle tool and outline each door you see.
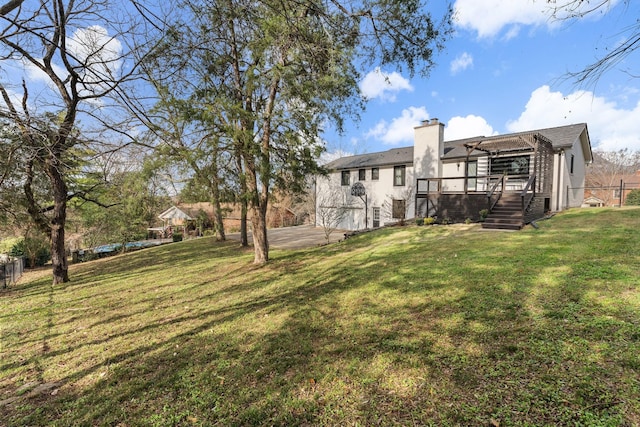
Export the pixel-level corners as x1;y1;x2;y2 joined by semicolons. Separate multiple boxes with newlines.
373;207;380;228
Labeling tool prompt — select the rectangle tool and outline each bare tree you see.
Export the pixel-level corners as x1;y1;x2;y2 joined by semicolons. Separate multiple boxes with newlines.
316;178;350;244
547;0;639;86
0;0;23;16
382;186;415;225
0;0;155;283
586;148;640;205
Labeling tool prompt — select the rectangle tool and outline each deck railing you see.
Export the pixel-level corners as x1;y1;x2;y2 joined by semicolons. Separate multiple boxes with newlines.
416;174;536;216
417;174;531;195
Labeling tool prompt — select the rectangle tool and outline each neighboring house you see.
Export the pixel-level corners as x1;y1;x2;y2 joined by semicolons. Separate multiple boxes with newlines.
148;205;194;237
317;119;593;231
583;170;640;207
178;202;297;231
157;205;194;227
582;196;605;208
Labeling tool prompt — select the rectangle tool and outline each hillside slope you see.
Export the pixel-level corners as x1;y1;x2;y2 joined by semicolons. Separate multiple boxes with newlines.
1;208;639;426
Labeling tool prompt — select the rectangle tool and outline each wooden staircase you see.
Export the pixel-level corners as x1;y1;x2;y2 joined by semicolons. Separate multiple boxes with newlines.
482;193;524;230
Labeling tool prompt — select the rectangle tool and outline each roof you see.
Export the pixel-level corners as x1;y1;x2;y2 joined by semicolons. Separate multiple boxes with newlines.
158;206;194;221
442;123;590;159
327;123;591;169
325;146;413;170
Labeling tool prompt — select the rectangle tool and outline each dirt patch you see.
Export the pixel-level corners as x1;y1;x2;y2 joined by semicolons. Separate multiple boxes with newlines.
0;382;61;408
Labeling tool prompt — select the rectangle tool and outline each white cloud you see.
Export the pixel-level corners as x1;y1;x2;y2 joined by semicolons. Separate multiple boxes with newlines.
453;0;620;39
360;68;413;102
366;106;428;145
23;26;121;85
450;52;473;74
24;59;66;84
320;149;353;165
0;86;24;110
507;85;640;151
454;0;554;39
445;115;498;141
68;25;123;83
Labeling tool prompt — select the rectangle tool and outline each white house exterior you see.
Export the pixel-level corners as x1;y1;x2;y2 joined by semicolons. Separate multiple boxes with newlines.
316;119;592;231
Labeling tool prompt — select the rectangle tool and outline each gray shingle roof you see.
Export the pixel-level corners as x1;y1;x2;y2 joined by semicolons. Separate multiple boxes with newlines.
442;123;589;159
327;123;589;170
325;146;413;170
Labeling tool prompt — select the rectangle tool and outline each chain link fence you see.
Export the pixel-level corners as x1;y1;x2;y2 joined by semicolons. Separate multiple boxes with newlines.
1;257;24;289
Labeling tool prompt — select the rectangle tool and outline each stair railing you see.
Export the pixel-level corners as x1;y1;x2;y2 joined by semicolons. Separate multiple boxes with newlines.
520;175;536;214
487;174;505;212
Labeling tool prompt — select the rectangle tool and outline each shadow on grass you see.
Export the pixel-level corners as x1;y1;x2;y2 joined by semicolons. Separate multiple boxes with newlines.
2;209;640;426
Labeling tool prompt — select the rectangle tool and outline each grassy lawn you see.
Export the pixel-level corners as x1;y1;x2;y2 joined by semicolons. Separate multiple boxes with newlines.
1;208;639;426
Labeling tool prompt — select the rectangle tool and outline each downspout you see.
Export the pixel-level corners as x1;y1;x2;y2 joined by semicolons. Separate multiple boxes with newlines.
619;179;624;207
555;150;564;211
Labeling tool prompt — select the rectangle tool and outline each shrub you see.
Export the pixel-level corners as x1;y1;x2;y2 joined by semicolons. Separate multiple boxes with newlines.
0;237;22;255
424;217;436;225
415;217;424;226
465;217;473;224
172;233;183;242
7;236;51;267
479;209;489;221
441;217;451;225
626;189;640;206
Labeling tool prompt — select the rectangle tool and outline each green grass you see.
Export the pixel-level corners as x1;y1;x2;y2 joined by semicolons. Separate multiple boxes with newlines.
1;207;639;426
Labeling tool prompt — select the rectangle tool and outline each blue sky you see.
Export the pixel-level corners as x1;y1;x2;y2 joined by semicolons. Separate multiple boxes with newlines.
4;0;638;158
327;0;640;156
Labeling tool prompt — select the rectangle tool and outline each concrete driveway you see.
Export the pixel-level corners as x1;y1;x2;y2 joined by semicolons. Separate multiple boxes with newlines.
227;225;345;249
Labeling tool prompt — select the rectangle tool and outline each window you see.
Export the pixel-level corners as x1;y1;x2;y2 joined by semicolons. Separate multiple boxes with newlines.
371;167;379;180
570;154;575;174
392;199;406;219
490;156;530;176
466;160;478;191
341;170;350;186
358;169;366;181
372;207;380;227
393;165;406;186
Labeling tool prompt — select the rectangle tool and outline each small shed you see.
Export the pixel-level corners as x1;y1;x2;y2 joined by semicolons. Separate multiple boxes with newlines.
158;206;194;226
149;206;194;238
582;196;605;208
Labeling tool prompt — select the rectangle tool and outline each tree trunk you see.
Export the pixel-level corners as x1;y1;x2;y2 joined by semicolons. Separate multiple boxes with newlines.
23;157;68;283
210;146;226;241
246;73;279;264
250;203;268;263
239;199;248;246
212;196;226;241
235;152;249;246
244;155;269;264
47;161;69;284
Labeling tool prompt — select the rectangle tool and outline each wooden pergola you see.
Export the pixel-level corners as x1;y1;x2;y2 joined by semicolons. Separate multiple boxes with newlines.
463;132;554;196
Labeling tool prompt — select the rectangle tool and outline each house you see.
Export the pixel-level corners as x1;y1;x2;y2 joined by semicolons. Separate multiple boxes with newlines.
148;205;194;238
317;119;593;230
583;169;640;207
581;196;605;208
177;202;297;232
157;205;194;227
